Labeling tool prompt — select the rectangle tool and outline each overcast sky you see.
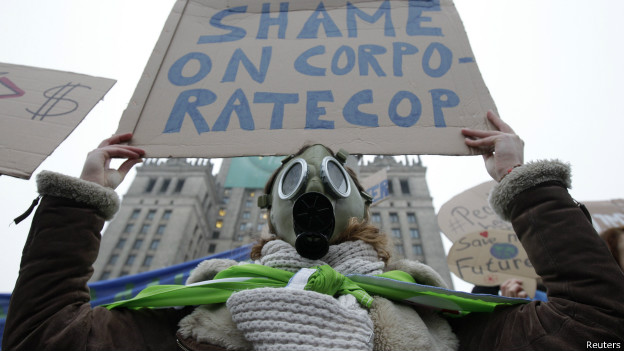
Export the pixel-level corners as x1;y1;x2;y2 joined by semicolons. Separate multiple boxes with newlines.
1;1;623;293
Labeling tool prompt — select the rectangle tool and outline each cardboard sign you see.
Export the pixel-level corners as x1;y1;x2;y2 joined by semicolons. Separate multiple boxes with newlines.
0;63;115;179
438;180;624;238
446;229;539;296
437;180;512;243
361;167;389;205
118;0;496;158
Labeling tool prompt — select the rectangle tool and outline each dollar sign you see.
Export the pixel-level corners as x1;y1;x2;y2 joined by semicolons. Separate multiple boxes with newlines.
26;82;91;120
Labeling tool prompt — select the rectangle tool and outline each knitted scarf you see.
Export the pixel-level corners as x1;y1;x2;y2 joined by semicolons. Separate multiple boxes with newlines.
177;239;458;351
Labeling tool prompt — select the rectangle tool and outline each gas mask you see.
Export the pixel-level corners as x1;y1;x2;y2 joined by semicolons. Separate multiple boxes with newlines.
258;145;372;260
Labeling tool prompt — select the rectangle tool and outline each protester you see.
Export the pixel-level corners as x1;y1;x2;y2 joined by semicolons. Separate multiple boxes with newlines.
3;111;624;350
599;226;624;271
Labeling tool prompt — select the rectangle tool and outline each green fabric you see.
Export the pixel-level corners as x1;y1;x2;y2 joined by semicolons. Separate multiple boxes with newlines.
104;264;371;309
104;264;528;314
305;265;374;308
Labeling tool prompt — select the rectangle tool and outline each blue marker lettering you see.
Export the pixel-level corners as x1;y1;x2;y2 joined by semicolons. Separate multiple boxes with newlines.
221;47;272;83
343;89;378;127
346;0;395;38
198;6;247;44
430;88;459;127
392;42;418;77
257;2;289;39
168;52;212;86
305;91;334;129
388;91;421;127
422;42;452;77
358;45;387;76
213;88;255;131
406;0;442;36
297;2;342;39
164;89;215;134
331;45;356;75
253;92;299;129
294;45;326;76
367;184;379;201
379;179;389;198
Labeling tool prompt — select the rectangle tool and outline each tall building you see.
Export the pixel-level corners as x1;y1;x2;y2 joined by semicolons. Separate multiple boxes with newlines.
91;158;220;282
359;155;453;287
92;154;452;288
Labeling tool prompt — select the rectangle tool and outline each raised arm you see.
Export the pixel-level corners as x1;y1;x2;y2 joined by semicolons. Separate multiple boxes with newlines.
462;110;524;182
80;132;145;189
452;112;624;350
3;134;189;350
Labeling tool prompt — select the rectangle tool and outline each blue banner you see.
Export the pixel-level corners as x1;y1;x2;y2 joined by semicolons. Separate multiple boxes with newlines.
0;244;251;349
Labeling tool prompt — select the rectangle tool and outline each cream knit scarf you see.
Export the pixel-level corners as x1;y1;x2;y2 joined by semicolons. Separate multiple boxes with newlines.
178;239;458;351
257;239;385;275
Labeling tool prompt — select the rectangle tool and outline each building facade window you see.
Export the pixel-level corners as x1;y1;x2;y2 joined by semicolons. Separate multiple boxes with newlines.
150;239;160;250
162;210;172;220
216;220;223;229
140;224;150;234
159;178;171;193
156;224;166;235
115;238;127;249
388;179;394;194
371;213;381;223
130;209;140;219
390;213;399;223
108;254;119;265
391;228;401;238
245;200;252;207
219;208;226;216
146;209;156;220
400;179;410;194
133;239;143;250
174;179;185;193
100;271;111;281
125;255;136;265
242;211;250;219
143;255;153;267
412;244;424;256
410;228;420;239
212;231;220;239
145;178;156;193
123;224;134;233
208;244;216;253
407;212;417;224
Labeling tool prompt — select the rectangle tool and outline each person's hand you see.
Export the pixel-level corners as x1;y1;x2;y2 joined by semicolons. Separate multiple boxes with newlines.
500;278;528;298
80;133;145;189
462;110;524;182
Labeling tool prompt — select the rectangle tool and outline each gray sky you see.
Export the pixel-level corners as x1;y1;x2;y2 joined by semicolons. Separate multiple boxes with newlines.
1;0;623;293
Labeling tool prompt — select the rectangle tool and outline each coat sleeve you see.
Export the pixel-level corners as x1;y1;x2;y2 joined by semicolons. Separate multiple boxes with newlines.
2;172;190;351
452;160;624;351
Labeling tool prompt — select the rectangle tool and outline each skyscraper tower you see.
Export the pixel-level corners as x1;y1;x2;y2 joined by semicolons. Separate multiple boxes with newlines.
91;158;220;282
359;155;453;287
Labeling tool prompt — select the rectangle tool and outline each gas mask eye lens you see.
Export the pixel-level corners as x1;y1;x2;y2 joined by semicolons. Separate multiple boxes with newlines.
278;159;307;199
321;157;351;197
